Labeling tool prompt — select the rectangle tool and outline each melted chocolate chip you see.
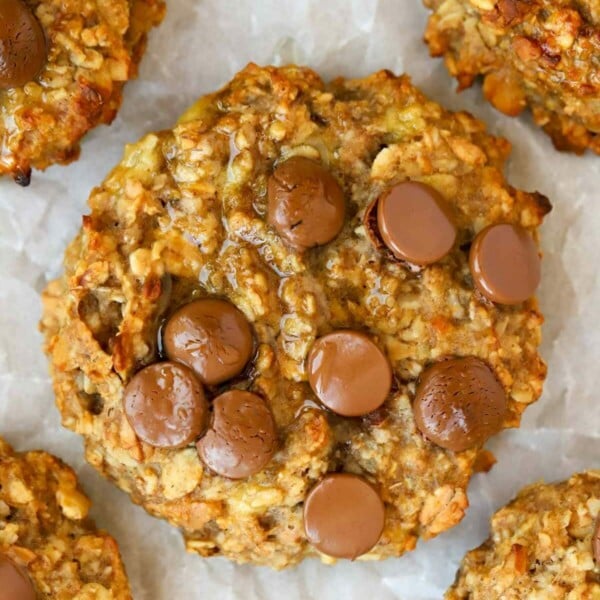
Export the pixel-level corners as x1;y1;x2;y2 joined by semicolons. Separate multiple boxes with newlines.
303;474;385;559
0;555;35;600
307;330;392;417
469;223;541;305
413;357;508;452
0;0;47;89
164;299;254;386
123;361;208;448
267;156;345;251
196;390;277;479
376;182;456;265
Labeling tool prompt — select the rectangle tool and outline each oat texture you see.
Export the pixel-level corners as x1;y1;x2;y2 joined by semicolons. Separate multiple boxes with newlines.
0;0;165;184
41;64;550;568
0;437;132;599
447;471;600;599
424;0;600;155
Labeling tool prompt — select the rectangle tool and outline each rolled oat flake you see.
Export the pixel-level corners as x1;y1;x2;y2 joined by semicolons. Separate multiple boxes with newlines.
123;361;208;448
413;356;508;452
267;156;345;251
303;473;385;559
307;330;392;417
469;223;541;305
0;0;47;89
376;181;456;265
0;555;35;600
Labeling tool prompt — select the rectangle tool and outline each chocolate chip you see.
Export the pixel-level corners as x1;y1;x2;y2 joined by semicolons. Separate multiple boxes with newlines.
593;515;600;565
0;555;35;600
123;362;208;448
164;299;254;386
307;331;392;417
196;390;277;479
267;156;345;251
303;474;385;559
0;0;47;89
469;223;540;305
376;182;456;265
413;357;508;452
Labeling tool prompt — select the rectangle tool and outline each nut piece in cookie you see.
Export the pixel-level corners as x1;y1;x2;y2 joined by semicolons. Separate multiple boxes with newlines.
0;437;131;598
0;0;165;184
41;64;550;568
423;0;600;155
446;471;600;599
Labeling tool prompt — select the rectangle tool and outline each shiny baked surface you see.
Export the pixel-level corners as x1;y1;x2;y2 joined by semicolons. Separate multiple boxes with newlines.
41;64;549;567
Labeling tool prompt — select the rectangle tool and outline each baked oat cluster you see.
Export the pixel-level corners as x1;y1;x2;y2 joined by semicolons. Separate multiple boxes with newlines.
423;0;600;155
41;64;551;568
0;437;131;599
0;0;164;185
447;471;600;599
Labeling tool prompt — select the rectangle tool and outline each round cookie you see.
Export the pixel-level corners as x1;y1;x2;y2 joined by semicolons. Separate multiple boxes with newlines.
0;0;165;185
447;471;600;599
424;0;600;155
0;437;131;599
41;64;550;568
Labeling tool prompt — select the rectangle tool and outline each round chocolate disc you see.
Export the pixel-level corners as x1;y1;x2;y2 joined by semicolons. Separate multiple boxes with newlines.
469;223;541;305
164;299;254;386
0;555;35;600
267;156;345;251
413;357;508;452
307;330;392;417
593;516;600;565
123;361;208;449
0;0;47;89
196;390;277;479
376;182;456;265
303;473;385;559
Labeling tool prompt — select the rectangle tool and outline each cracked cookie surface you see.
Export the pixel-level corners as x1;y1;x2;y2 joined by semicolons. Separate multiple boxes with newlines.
0;0;164;184
447;471;600;599
0;437;131;599
424;0;600;155
41;64;550;568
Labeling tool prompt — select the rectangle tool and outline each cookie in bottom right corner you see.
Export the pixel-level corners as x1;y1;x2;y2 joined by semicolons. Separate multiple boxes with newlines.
447;471;600;599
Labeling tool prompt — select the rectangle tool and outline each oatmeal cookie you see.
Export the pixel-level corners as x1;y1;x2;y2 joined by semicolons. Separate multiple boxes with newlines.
0;0;164;185
41;64;551;568
424;0;600;155
0;437;131;599
447;471;600;599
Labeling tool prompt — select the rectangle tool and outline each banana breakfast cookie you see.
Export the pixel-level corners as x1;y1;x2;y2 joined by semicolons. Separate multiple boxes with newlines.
423;0;600;155
0;437;131;599
447;471;600;599
41;64;551;568
0;0;164;185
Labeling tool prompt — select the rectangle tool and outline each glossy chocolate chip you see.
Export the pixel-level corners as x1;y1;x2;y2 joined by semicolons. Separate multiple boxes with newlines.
376;182;456;265
593;516;600;565
197;390;277;479
267;156;345;251
123;362;208;448
469;223;541;305
0;0;47;89
307;330;392;417
0;555;35;600
303;474;385;559
413;357;508;452
164;299;254;386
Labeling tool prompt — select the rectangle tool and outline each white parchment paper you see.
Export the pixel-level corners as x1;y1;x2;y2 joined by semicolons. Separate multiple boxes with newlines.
0;1;599;598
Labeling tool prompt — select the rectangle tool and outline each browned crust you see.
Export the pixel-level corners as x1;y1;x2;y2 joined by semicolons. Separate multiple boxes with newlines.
0;0;165;184
424;0;600;155
0;437;132;599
